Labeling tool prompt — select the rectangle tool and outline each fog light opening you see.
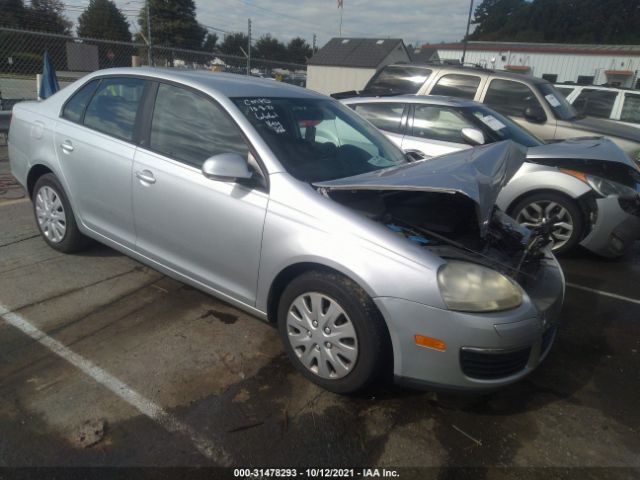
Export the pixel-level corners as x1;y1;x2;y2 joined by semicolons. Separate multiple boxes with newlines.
415;335;447;351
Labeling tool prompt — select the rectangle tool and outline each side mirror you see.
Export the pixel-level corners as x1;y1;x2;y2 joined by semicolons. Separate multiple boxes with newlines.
523;105;547;123
460;127;485;146
201;153;253;182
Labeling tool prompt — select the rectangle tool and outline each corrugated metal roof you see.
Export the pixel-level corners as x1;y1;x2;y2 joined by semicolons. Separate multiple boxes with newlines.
308;37;406;68
427;41;640;56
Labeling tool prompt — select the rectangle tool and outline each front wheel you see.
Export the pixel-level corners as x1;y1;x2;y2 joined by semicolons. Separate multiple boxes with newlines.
277;270;390;394
511;192;584;255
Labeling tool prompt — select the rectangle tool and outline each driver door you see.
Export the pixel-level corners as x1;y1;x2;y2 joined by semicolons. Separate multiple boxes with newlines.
132;82;268;306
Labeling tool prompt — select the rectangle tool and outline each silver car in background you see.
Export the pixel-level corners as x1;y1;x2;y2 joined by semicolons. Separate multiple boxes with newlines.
342;95;640;258
9;68;564;393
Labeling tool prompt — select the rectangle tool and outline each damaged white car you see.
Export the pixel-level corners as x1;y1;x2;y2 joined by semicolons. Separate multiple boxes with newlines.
9;69;564;393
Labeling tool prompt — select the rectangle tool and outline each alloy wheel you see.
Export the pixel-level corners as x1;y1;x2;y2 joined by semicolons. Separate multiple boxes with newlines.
516;200;574;250
35;185;67;243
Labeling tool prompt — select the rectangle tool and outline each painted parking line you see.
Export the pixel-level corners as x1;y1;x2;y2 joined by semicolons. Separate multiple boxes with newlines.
0;198;28;207
0;302;232;466
566;282;640;306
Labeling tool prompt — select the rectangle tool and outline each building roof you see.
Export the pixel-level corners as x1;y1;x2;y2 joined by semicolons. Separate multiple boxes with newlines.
407;47;439;64
308;37;406;68
426;41;640;56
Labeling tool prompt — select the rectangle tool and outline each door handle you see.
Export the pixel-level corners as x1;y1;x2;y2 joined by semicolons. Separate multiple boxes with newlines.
135;169;156;184
60;140;74;153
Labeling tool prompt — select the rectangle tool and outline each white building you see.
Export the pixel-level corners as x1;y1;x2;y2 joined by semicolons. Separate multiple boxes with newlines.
307;38;410;95
433;41;640;88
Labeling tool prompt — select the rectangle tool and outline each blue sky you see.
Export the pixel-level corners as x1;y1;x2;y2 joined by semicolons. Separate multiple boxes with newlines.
65;0;477;48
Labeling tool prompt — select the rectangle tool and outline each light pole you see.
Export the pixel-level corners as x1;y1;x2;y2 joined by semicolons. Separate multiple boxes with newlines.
461;0;473;65
146;0;152;66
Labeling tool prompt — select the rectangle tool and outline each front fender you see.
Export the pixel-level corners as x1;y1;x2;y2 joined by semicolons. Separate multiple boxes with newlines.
496;164;592;211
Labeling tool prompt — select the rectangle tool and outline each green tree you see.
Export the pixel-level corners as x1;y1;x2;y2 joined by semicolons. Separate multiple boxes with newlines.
29;0;71;34
77;0;131;42
219;32;249;56
286;37;312;64
202;32;219;52
137;0;206;50
253;34;287;61
0;0;29;28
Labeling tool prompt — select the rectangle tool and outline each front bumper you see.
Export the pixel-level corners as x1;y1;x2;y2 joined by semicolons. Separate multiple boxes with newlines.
375;256;564;392
580;195;640;258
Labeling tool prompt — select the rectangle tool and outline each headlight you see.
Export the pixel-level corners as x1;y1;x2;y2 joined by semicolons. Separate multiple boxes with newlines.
586;175;638;198
437;261;523;312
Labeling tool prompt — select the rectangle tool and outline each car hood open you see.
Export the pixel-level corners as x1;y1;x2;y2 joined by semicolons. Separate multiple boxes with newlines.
528;137;636;168
314;141;526;237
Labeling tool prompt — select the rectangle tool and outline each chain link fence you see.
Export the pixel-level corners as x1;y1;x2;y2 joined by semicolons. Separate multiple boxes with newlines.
0;27;307;110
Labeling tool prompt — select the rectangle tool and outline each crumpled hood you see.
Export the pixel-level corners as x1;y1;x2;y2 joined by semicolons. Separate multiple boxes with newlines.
315;140;526;237
570;116;640;143
528;137;636;168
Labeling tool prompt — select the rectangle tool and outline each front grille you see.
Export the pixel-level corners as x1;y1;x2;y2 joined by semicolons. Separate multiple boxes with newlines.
460;347;531;380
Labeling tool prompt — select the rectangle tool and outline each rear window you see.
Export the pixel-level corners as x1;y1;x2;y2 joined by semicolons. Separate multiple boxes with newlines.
621;93;640;124
365;66;431;94
430;74;480;100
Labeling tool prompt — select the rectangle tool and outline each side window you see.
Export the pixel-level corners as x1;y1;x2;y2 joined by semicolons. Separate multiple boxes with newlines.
412;105;474;143
621;93;640;123
83;77;145;141
573;89;617;119
61;79;99;123
150;83;249;168
430;74;480;100
352;103;405;134
484;79;543;117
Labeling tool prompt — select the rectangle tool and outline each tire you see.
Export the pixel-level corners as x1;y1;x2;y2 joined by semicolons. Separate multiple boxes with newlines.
510;191;584;255
277;270;390;394
32;173;90;253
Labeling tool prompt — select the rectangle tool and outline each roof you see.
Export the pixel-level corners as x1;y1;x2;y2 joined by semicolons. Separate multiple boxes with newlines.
83;67;324;99
308;37;406;68
426;41;640;56
383;63;550;84
341;94;478;108
407;47;439;64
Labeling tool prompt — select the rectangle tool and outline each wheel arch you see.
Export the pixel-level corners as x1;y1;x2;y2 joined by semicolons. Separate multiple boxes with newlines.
26;164;55;199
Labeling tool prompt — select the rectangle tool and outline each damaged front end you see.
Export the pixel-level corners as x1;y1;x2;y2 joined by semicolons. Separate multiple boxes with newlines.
315;141;557;286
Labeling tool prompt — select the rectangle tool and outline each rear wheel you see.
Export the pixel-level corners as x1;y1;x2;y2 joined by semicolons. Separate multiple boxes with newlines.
511;191;584;255
277;270;390;394
33;174;90;253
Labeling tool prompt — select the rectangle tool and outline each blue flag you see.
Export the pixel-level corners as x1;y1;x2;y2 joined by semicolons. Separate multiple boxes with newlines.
39;51;60;99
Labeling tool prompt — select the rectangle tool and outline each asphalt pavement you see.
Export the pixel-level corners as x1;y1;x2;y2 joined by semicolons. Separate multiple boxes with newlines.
0;147;639;476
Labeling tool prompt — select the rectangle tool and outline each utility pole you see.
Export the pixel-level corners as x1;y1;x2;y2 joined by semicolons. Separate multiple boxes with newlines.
146;0;153;66
247;18;251;76
312;33;317;53
461;0;473;65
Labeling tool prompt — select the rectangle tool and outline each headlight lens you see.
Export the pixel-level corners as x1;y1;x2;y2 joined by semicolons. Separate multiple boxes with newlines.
437;261;523;312
586;175;638;198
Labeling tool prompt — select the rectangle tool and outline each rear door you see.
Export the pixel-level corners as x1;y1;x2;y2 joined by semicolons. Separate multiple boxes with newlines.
349;102;407;148
402;104;473;157
54;76;147;249
132;81;268;305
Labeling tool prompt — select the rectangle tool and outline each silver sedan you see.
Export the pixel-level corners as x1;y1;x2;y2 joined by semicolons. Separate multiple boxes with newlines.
9;68;564;393
342;95;640;258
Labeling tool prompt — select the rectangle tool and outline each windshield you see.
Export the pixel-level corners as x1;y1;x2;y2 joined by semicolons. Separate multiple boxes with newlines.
537;83;578;120
364;65;431;94
465;105;544;148
232;97;407;182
